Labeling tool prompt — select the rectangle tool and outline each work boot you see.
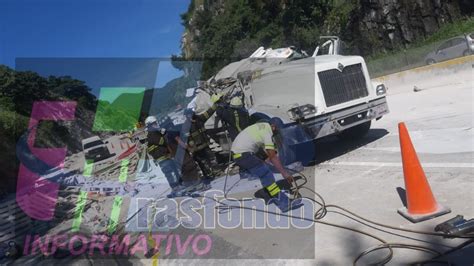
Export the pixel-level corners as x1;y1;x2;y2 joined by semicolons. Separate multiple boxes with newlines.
269;190;303;213
184;181;210;193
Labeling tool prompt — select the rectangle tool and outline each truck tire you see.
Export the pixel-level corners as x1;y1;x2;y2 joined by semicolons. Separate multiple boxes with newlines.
337;121;371;140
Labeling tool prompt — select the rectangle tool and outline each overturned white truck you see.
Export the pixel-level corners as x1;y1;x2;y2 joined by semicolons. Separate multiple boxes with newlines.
191;44;389;164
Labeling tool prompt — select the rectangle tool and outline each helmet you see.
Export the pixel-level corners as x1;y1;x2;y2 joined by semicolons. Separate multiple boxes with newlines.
209;78;217;88
269;117;284;129
230;96;243;107
145;116;158;126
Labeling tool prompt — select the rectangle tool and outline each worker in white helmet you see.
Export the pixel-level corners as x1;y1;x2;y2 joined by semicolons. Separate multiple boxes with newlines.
145;116;182;194
176;94;223;182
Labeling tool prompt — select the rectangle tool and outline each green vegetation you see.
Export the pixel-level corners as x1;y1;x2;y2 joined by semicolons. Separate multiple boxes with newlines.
93;88;145;132
367;17;474;77
0;65;100;194
182;0;338;78
181;0;472;79
0;65;97;139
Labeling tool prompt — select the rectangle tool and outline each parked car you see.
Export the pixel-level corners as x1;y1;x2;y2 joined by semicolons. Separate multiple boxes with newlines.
81;136;112;162
425;34;473;65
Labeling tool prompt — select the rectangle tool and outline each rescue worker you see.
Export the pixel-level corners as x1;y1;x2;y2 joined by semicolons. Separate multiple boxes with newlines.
167;128;207;197
215;95;255;179
231;118;302;212
177;101;220;181
145;116;182;194
216;96;250;141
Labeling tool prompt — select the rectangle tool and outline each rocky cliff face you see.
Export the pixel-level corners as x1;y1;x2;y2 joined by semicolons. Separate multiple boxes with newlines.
181;0;468;59
181;0;226;59
346;0;463;54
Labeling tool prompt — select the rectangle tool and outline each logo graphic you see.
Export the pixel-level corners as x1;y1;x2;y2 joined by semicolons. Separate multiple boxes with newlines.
337;62;345;72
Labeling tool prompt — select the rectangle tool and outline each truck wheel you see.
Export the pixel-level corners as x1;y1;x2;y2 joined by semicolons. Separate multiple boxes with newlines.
337;121;371;140
463;49;472;56
426;59;436;65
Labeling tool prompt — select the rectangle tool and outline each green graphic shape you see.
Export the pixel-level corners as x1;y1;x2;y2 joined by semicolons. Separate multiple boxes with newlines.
107;196;123;234
83;159;94;177
92;87;145;132
71;191;88;232
118;159;130;183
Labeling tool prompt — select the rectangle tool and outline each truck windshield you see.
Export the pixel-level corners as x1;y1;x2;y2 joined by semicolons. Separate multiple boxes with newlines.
83;140;104;149
288;50;309;60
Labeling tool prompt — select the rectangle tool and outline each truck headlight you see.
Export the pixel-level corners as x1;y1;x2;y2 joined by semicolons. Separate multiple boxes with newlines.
376;84;387;95
287;104;317;120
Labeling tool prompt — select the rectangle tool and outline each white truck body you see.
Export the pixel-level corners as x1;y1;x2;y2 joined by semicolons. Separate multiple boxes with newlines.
183;45;389;164
201;52;389;137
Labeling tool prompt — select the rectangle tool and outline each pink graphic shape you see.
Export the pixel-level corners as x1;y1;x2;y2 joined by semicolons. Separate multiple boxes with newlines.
16;101;77;220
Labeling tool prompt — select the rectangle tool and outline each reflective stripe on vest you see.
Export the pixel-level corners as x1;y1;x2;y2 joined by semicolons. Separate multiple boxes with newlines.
156;155;170;162
234;110;242;132
147;145;158;153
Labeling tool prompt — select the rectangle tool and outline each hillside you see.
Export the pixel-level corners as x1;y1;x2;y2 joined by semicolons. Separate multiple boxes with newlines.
180;0;472;78
0;66;99;196
146;60;203;116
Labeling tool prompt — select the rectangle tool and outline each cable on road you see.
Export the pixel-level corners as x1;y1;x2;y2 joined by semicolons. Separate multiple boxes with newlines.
113;148;473;265
214;164;474;265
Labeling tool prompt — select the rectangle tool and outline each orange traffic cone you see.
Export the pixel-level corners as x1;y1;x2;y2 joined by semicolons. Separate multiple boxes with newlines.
397;122;450;223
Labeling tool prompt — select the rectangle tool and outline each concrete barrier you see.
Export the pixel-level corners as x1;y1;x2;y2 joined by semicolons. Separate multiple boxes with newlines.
372;55;473;94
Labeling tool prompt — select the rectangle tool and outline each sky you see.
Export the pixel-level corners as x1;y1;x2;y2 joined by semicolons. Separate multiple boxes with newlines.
0;0;191;88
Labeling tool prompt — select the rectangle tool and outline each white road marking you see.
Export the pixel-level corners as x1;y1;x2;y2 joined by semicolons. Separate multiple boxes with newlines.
320;161;474;168
360;147;400;152
365;127;474;154
384;127;473;136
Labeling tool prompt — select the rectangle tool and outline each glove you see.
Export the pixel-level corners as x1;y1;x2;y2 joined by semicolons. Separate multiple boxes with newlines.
283;173;294;184
211;93;223;104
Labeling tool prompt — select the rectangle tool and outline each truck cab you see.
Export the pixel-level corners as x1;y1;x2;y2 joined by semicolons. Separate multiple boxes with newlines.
189;45;389;164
